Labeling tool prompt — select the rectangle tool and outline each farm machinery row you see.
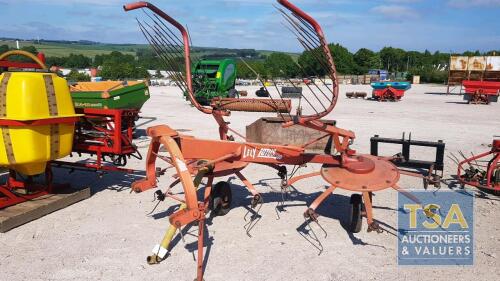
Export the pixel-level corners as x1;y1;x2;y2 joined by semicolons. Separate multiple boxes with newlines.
346;81;411;101
0;50;149;208
0;1;497;281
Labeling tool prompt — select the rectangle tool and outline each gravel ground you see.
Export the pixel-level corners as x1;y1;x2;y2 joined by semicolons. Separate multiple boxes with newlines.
0;84;499;281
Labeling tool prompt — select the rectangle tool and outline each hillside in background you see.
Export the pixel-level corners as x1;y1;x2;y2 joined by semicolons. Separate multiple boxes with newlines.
0;39;297;60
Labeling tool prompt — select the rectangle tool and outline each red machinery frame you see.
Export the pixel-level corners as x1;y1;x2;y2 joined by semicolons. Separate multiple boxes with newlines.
0;117;79;209
372;87;405;101
53;108;140;173
462;80;500;104
457;139;500;194
0;50;47;70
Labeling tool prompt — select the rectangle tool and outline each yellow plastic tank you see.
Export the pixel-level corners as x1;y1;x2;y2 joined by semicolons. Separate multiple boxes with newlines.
0;72;80;175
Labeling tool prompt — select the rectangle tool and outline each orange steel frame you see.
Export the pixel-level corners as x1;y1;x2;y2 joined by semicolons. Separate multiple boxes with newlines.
125;1;421;280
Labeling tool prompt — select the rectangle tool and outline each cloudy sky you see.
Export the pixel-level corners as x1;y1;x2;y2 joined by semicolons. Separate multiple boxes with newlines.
0;0;499;53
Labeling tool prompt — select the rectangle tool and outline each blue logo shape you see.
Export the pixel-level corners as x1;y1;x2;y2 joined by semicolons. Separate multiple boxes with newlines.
398;190;474;265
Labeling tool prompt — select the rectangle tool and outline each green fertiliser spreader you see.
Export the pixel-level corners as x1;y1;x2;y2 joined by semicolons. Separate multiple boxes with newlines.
70;81;150;110
190;59;238;105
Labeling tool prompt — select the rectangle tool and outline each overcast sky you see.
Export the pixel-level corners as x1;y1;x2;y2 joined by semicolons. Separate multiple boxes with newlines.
0;0;499;53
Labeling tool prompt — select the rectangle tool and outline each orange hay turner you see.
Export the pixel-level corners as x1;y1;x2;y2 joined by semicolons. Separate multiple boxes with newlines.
124;1;423;280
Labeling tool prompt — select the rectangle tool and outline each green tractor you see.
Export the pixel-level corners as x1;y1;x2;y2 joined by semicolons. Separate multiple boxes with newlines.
190;58;238;105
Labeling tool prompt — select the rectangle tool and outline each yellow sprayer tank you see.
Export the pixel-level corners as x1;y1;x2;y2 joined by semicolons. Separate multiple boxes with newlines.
0;72;80;175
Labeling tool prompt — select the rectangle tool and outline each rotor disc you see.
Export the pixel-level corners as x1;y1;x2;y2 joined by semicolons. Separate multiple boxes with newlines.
320;155;400;192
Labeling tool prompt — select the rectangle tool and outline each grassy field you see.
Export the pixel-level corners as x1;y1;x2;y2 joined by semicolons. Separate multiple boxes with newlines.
0;39;298;59
0;40;143;57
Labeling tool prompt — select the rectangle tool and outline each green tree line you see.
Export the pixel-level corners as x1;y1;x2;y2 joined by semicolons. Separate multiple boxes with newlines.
0;45;149;80
2;43;499;84
237;44;499;83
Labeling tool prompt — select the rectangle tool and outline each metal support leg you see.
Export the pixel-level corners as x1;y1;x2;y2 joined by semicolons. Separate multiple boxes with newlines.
362;191;382;233
196;216;205;281
203;176;214;206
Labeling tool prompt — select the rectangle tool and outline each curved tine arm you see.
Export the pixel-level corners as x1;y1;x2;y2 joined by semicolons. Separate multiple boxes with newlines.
124;1;215;116
392;184;422;205
278;0;339;123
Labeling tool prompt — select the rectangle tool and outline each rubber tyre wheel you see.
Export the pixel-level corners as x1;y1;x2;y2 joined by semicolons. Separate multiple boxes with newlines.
494;169;500;196
348;194;363;233
209;181;232;216
228;89;239;99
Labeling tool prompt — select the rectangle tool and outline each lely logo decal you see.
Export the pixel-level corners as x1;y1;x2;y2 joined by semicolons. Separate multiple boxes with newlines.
258;148;282;160
243;146;282;160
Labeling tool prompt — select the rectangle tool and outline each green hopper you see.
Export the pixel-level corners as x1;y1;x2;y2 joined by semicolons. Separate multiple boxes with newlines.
70;81;150;110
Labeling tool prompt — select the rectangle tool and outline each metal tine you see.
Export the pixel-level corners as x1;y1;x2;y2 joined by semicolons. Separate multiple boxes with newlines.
145;11;183;50
291;13;337;74
269;75;310;117
296;37;336;94
277;10;335;117
142;19;191;89
449;152;461;165
293;13;330;64
137;20;189;93
271;74;318;113
292;12;318;39
236;49;294;120
149;23;185;64
280;9;330;70
185;24;216;97
238;58;284;119
279;16;334;89
295;61;331;101
280;23;334;99
268;79;296;120
470;152;480;167
138;19;183;73
276;5;334;84
238;57;292;121
150;11;202;65
143;20;186;73
186;24;195;58
458;150;484;172
447;154;460;166
145;28;189;92
147;11;188;58
148;39;189;96
276;6;321;46
280;11;324;64
284;75;327;112
280;55;330;111
243;200;263;237
302;218;324;255
149;28;188;83
144;11;194;72
294;32;330;80
148;12;208;95
458;150;468;161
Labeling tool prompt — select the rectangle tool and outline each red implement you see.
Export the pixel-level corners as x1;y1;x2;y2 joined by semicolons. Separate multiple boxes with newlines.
462;80;500;104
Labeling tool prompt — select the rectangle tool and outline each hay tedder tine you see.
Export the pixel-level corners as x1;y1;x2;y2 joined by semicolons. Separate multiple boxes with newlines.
124;1;214;116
